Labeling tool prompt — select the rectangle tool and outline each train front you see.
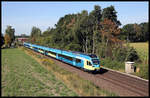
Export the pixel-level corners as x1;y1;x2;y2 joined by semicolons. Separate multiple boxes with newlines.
89;54;100;72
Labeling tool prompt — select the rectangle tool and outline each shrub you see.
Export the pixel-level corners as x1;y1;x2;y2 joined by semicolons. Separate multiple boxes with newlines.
135;65;149;80
112;47;127;62
101;57;125;70
126;47;140;62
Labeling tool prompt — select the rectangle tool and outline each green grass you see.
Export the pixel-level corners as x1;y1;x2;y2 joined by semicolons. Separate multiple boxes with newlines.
1;48;77;96
129;42;149;80
129;42;148;63
21;47;117;96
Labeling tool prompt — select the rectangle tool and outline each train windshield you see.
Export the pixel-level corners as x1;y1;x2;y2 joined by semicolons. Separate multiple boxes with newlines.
92;59;100;65
88;54;97;58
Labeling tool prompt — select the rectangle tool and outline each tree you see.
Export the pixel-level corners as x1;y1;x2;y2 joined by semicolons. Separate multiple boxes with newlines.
42;27;52;37
5;25;15;43
133;24;142;42
30;26;41;43
121;24;134;42
74;10;92;53
89;5;102;53
30;26;41;38
100;18;121;57
139;22;149;42
121;22;148;42
1;33;4;47
4;33;11;47
102;5;121;27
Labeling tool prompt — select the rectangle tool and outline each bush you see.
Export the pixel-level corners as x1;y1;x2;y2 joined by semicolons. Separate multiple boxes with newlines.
135;65;149;80
101;57;125;70
126;47;139;62
112;47;127;62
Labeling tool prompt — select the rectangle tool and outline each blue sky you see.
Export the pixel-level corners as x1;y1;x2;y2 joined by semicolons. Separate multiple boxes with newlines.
2;1;149;36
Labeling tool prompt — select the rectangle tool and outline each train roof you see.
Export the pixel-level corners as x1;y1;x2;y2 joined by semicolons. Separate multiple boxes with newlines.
24;42;98;60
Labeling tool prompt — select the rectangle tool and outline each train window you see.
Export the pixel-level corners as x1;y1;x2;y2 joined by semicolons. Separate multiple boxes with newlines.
88;54;97;58
92;59;99;65
58;54;73;61
76;59;81;63
48;51;56;56
34;47;38;50
87;61;92;66
89;62;92;66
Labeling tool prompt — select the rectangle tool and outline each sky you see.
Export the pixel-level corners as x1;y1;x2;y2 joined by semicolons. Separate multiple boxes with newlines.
2;1;149;36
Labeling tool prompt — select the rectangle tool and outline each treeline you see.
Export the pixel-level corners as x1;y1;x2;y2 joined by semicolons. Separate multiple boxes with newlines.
1;26;15;47
30;5;122;53
28;5;149;62
1;5;147;63
120;22;149;42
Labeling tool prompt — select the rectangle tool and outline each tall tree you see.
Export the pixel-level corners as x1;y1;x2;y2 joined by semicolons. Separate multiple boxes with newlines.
100;18;121;57
5;25;15;43
4;33;11;47
139;22;149;41
30;26;41;37
30;26;41;43
121;24;134;42
133;24;142;42
89;5;102;53
1;33;4;47
75;10;92;53
102;5;121;26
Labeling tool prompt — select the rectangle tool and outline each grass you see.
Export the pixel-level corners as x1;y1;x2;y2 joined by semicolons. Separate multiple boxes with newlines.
21;46;117;96
129;42;149;80
129;42;148;63
1;48;77;96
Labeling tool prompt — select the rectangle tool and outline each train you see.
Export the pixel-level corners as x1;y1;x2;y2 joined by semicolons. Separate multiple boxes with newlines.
23;42;100;72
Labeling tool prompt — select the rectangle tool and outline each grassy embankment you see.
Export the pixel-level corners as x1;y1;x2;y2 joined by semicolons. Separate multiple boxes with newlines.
2;48;77;96
2;47;117;96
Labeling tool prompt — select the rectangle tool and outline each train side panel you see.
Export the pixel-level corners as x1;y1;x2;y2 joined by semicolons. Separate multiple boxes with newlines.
23;42;100;71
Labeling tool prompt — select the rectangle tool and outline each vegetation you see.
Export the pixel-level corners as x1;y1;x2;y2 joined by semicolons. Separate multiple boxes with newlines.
30;26;42;44
129;42;149;79
2;25;15;48
22;46;117;96
4;33;11;47
5;25;15;43
2;48;77;96
129;42;148;61
1;33;5;47
120;22;149;42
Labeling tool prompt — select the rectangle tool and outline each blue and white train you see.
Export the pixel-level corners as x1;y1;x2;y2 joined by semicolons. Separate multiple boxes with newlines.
23;42;100;72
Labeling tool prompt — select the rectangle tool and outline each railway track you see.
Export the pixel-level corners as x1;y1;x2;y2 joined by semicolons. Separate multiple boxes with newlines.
25;48;149;96
94;70;148;96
